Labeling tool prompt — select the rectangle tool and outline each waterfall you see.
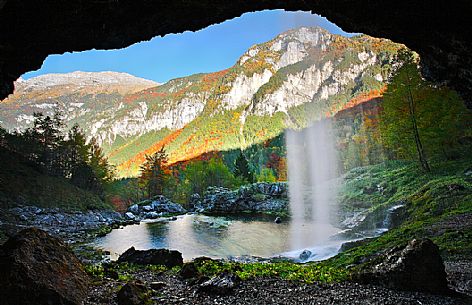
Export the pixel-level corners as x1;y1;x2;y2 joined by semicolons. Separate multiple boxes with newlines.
286;119;339;258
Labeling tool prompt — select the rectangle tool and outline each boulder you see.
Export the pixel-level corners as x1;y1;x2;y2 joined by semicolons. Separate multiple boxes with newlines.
142;205;153;212
130;195;187;219
189;193;202;211
199;272;240;295
128;204;139;214
117;282;149;305
354;239;450;294
150;195;187;213
299;249;312;261
0;228;90;305
124;212;136;220
117;247;183;267
180;262;199;279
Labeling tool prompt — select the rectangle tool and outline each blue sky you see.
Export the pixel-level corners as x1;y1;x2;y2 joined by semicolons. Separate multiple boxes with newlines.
23;10;354;83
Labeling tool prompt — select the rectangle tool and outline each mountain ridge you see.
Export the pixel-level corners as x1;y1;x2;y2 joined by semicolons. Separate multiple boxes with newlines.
0;26;405;176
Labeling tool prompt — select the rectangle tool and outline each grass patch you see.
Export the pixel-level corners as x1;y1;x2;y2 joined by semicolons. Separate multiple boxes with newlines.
195;259;349;283
85;262;168;281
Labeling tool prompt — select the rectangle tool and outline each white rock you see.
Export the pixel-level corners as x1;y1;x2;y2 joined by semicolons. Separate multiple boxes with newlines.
124;212;135;220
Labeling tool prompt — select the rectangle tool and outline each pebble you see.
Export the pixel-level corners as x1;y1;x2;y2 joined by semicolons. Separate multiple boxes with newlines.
150;281;167;290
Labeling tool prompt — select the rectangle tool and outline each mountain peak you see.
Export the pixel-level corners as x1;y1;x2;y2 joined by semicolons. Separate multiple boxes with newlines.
18;71;158;91
280;25;328;36
272;26;331;44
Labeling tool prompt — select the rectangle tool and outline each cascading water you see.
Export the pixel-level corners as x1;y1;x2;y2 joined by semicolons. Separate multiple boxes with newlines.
286;119;340;261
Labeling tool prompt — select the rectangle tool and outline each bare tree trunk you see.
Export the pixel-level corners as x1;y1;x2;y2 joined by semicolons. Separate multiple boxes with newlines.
406;80;430;172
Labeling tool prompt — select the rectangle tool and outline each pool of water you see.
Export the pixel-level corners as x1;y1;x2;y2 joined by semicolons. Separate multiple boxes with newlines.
93;214;346;262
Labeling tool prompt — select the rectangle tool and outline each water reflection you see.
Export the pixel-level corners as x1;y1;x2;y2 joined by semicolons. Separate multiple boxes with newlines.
94;214;297;261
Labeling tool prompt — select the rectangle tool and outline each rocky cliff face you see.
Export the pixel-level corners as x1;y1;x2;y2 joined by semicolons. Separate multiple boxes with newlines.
0;71;158;134
0;27;403;175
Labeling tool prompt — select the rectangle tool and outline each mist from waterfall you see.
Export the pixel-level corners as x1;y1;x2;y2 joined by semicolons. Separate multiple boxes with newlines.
286;119;339;255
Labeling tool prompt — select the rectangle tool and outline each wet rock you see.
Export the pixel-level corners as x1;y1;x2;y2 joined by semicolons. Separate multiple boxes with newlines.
199;272;240;295
124;212;136;220
129;195;186;219
117;246;183;267
188;193;202;211
354;239;450;294
0;228;90;305
340;238;375;252
180;262;199;279
144;211;160;219
117;282;149;305
128;204;139;214
299;250;312;261
142;205;153;212
341;202;406;234
274;216;282;224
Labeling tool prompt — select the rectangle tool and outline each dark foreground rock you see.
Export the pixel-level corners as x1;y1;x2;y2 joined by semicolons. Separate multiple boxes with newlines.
180;262;199;279
117;246;183;267
355;238;450;294
0;228;90;305
116;282;150;305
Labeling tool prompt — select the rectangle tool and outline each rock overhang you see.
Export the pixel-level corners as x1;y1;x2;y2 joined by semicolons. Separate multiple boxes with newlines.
0;1;471;108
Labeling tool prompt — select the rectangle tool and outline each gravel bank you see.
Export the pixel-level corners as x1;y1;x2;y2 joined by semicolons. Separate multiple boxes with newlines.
0;205;125;243
446;260;472;297
86;271;472;305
